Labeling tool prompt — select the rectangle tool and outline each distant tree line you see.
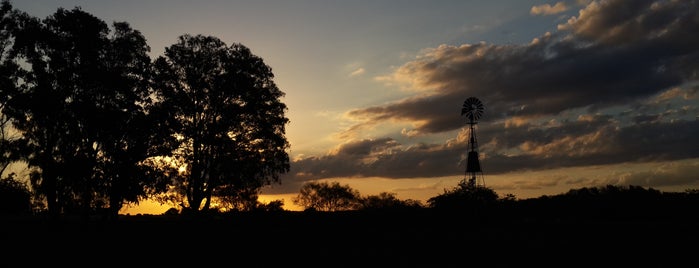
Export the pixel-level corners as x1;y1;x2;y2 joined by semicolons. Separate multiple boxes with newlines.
3;150;699;219
289;180;699;221
292;181;424;212
0;0;290;219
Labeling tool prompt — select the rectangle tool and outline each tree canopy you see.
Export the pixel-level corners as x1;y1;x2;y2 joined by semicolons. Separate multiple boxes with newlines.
150;34;290;213
0;1;290;218
3;5;161;218
293;181;362;211
427;179;499;211
0;0;22;178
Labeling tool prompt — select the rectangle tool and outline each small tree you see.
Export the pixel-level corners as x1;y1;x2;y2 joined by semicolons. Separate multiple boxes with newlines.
427;179;498;211
361;192;424;210
256;199;285;212
0;173;32;215
293;181;361;212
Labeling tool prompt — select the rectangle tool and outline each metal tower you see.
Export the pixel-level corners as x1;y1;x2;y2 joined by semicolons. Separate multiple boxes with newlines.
461;97;485;187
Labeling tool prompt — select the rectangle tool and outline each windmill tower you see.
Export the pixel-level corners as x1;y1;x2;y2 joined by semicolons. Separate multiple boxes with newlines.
461;97;485;187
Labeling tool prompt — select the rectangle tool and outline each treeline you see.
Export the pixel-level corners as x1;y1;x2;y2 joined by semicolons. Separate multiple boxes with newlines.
4;181;695;267
0;0;290;219
511;185;699;221
4;161;699;221
286;180;699;221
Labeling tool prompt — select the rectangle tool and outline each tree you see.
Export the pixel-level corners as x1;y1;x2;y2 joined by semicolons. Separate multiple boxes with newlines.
93;21;168;219
0;172;31;215
427;179;499;211
3;4;67;218
293;181;361;212
151;34;290;214
361;192;424;210
0;0;23;180
5;5;160;218
256;199;285;212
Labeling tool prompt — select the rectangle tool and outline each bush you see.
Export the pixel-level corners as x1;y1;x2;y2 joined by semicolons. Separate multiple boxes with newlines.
0;173;32;215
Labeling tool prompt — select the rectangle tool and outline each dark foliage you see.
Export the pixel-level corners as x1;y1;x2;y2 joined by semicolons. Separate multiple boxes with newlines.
2;189;697;267
1;1;289;219
150;34;290;213
0;173;31;214
427;179;499;211
293;181;362;211
510;184;699;221
360;192;424;211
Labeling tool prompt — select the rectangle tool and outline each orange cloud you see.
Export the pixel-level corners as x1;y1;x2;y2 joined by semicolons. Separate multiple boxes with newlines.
349;67;365;77
530;2;568;16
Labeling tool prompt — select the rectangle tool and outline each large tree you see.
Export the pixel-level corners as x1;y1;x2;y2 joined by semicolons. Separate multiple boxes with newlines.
3;5;68;218
151;34;290;213
0;0;22;178
5;5;159;218
92;21;169;218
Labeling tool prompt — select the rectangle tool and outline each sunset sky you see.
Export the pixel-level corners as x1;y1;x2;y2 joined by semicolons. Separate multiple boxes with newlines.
11;0;699;213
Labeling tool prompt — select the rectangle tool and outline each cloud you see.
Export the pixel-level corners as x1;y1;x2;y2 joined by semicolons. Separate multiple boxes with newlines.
349;67;365;77
531;2;569;16
268;117;699;195
601;160;699;188
557;0;698;45
348;0;698;136
266;0;699;195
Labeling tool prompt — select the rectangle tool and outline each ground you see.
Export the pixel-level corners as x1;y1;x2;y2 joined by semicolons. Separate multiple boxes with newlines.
3;210;696;266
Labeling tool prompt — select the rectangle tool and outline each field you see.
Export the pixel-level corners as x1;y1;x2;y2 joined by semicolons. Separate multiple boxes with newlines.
3;209;697;267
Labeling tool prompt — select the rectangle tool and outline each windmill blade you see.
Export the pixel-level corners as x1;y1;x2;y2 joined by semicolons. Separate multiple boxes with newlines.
461;97;484;122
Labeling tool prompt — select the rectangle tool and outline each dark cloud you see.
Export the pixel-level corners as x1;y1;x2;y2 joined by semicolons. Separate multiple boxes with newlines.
351;0;698;135
266;118;699;194
332;137;400;156
280;137;466;181
562;0;699;47
265;0;699;195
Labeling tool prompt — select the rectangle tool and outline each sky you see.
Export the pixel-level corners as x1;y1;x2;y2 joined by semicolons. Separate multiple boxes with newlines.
9;0;699;213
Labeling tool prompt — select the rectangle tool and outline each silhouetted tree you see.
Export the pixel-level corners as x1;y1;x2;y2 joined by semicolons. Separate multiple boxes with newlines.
2;5;65;218
151;34;290;214
0;0;23;179
256;199;285;212
215;183;260;212
5;5;162;218
361;192;424;210
94;21;170;219
293;181;361;211
427;179;498;212
0;172;31;214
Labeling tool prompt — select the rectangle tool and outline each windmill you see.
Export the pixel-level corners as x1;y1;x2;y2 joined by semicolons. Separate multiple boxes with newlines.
461;97;485;187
